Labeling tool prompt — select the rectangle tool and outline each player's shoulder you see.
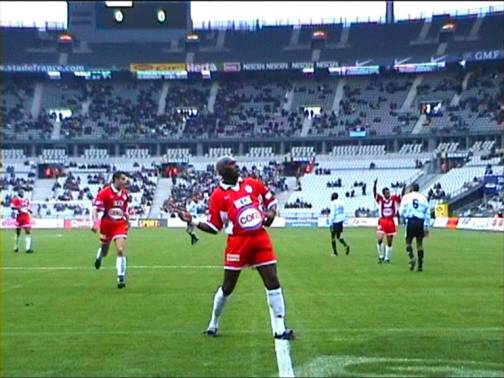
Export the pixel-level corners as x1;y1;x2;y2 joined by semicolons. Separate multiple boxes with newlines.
413;192;427;200
243;177;261;187
210;186;225;199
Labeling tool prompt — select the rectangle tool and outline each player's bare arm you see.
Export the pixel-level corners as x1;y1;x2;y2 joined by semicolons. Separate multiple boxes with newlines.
91;206;99;233
177;208;218;235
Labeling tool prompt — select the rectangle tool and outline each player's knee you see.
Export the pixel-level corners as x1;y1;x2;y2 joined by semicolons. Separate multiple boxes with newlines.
221;284;234;296
117;248;125;257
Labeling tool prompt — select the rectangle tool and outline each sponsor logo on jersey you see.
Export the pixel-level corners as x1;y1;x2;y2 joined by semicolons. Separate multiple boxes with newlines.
237;206;263;230
233;196;252;209
245;185;253;193
108;208;124;220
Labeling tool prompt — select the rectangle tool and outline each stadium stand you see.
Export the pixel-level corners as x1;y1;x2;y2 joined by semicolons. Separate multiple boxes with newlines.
1;9;503;220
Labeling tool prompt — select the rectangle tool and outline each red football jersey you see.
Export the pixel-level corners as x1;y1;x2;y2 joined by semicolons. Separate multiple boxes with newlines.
93;185;129;221
205;177;278;236
11;197;31;215
375;194;401;219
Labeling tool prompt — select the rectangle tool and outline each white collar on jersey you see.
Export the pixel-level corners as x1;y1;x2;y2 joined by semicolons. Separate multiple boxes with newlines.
110;183;122;195
219;177;243;191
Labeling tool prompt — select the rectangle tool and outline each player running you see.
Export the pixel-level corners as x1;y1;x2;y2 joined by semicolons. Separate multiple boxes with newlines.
10;189;34;253
91;171;130;289
173;156;294;340
373;178;404;264
328;192;350;256
399;183;431;272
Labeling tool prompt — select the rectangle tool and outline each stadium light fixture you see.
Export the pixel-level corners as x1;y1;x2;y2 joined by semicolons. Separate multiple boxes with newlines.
441;23;455;31
114;9;124;23
58;33;73;43
312;30;327;40
157;9;166;23
186;33;199;41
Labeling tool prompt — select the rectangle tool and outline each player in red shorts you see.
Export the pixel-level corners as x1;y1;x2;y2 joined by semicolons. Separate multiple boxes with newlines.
373;178;404;264
91;171;130;289
174;156;294;340
10;189;34;253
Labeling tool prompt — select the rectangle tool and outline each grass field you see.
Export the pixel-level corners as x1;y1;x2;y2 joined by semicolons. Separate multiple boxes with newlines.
2;227;503;377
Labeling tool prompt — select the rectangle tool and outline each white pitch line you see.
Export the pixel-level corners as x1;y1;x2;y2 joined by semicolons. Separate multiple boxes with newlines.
275;339;295;378
1;265;221;271
2;327;502;337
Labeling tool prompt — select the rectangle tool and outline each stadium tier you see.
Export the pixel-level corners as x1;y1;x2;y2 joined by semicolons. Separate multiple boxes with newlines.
1;9;503;220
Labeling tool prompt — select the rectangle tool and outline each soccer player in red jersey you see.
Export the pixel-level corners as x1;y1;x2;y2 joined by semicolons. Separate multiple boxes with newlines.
174;156;294;340
91;172;130;289
10;189;34;253
373;178;404;264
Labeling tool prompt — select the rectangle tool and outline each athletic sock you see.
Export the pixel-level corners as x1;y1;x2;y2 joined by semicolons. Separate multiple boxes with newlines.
25;236;32;251
406;245;414;259
385;246;393;261
208;286;228;330
14;234;19;250
266;288;286;336
339;238;348;247
418;249;424;267
96;247;103;261
116;256;127;280
377;242;384;259
331;240;337;254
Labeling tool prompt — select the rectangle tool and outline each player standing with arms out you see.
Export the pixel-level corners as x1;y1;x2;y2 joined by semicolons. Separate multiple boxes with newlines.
91;172;130;288
11;189;34;253
373;179;404;263
399;183;431;272
328;193;350;256
173;156;294;339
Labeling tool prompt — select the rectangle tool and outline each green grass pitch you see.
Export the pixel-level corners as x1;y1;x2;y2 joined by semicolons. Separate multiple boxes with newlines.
2;227;503;377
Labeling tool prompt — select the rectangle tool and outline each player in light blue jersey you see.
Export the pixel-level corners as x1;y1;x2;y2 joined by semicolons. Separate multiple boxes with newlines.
399;183;431;272
185;196;200;245
328;193;350;256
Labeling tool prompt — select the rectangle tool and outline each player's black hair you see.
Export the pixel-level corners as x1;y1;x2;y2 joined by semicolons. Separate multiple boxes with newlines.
382;187;390;195
411;183;420;192
112;171;127;181
331;192;338;200
216;156;236;176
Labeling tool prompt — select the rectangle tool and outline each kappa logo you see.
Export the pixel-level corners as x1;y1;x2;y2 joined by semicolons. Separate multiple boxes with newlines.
226;254;240;262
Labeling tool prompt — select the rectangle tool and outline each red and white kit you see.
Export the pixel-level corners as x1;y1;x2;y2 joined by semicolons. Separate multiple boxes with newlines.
205;177;279;270
93;185;130;243
11;197;32;228
375;194;401;236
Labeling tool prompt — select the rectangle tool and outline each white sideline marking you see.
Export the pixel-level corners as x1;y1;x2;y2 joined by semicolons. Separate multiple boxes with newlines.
1;265;221;271
274;339;295;377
